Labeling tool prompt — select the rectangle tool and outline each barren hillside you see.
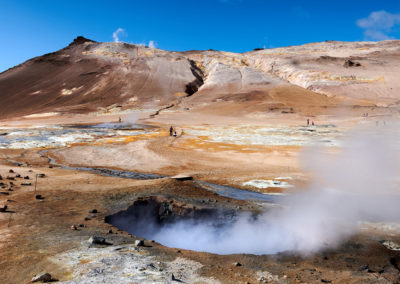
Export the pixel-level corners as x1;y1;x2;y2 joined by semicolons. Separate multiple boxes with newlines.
1;36;399;119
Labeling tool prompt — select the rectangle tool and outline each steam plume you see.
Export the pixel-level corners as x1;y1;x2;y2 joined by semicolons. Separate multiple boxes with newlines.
151;125;400;254
113;28;125;42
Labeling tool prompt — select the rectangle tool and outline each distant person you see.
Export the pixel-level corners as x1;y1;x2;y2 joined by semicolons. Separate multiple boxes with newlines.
118;117;122;123
312;121;315;126
169;126;173;136
173;131;177;137
307;118;310;126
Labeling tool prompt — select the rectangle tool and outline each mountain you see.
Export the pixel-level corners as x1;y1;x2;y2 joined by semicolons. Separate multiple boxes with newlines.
1;36;399;119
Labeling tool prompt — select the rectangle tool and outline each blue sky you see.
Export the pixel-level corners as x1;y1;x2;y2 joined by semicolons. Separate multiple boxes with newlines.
1;0;400;72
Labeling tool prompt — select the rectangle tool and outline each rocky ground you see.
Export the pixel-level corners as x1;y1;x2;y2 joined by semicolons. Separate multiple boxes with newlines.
1;38;400;283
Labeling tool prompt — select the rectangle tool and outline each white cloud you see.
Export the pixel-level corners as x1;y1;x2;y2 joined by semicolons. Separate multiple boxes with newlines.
112;28;125;42
148;40;157;48
357;10;400;41
364;30;392;41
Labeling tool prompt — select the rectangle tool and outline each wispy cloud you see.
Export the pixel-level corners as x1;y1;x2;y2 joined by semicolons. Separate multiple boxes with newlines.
357;10;400;41
112;28;125;42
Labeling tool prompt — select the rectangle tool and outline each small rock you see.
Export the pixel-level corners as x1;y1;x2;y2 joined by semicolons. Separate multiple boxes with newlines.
235;262;242;267
108;229;113;234
88;236;112;245
9;169;14;173
31;272;52;282
0;191;9;195
71;225;77;230
135;240;145;247
0;205;7;212
170;174;193;181
9;182;14;186
6;176;15;180
171;273;179;281
35;194;44;200
38;174;46;178
84;217;90;221
24;176;30;179
22;182;32;186
16;174;21;178
29;170;33;172
78;224;85;227
89;209;98;213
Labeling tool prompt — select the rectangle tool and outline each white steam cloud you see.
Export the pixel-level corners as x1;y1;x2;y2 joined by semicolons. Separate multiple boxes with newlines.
148;40;157;49
150;125;400;255
113;28;125;42
357;10;400;40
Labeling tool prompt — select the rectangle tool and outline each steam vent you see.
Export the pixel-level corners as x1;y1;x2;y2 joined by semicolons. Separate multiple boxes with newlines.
3;2;400;282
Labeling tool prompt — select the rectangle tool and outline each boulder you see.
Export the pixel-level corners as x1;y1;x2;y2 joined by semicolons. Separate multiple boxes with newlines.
170;174;193;181
135;240;145;247
88;236;112;245
31;272;52;282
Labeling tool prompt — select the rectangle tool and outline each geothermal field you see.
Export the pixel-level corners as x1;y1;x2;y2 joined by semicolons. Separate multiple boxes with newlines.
1;37;400;283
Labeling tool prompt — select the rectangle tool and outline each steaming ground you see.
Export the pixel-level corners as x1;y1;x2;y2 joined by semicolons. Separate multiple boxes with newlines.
125;126;400;255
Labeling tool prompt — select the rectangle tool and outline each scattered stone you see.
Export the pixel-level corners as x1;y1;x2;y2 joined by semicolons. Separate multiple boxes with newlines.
49;165;53;168
22;182;32;186
78;224;85;227
31;272;52;282
0;191;9;195
9;182;14;187
0;175;3;180
71;225;77;230
15;174;21;178
381;240;400;251
9;169;14;173
135;240;145;247
234;262;242;267
29;170;33;172
6;176;15;180
88;214;97;218
24;176;30;179
35;194;44;200
88;236;113;245
89;209;98;213
38;173;46;178
171;273;179;281
0;205;7;212
108;229;113;234
84;217;90;221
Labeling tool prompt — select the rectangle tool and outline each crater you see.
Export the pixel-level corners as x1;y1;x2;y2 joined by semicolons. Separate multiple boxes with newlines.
105;196;260;254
